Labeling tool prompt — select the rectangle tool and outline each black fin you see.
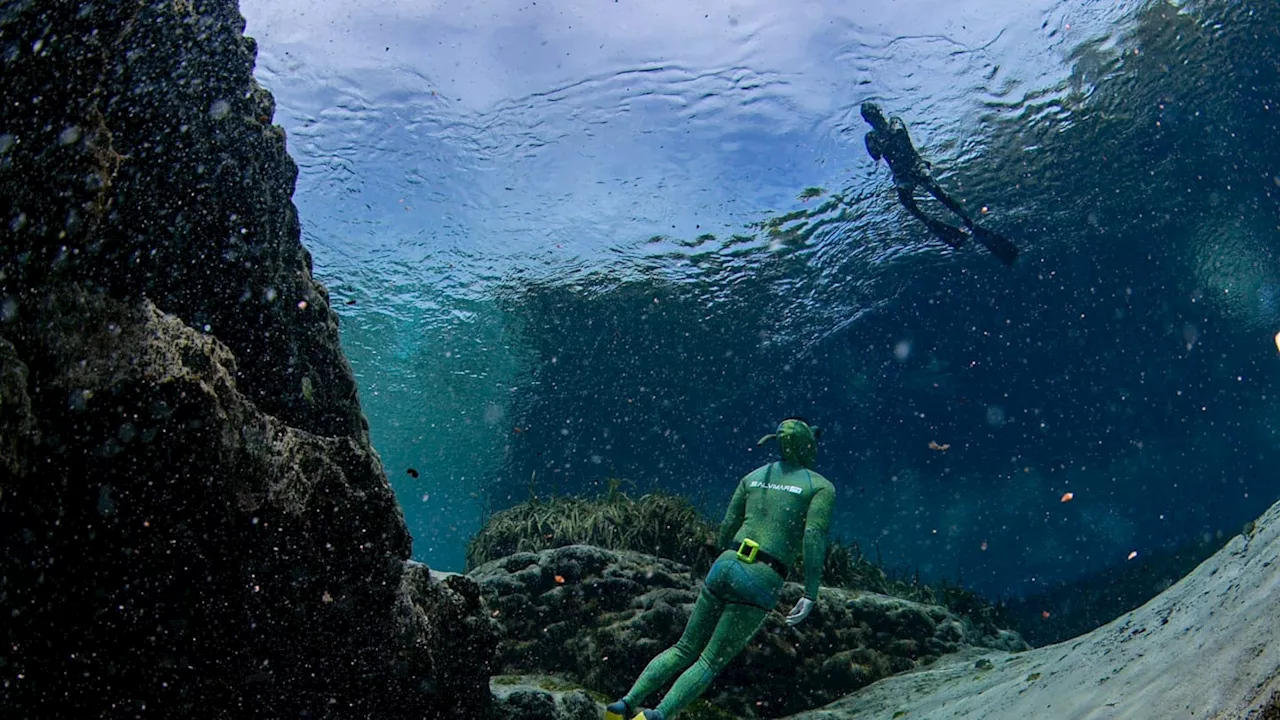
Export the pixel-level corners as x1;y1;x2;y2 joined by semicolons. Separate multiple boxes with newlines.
970;224;1019;265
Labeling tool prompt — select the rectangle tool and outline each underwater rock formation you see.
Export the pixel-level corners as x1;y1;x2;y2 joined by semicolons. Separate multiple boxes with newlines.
0;2;496;718
0;288;497;717
489;674;603;720
783;498;1280;720
470;544;1027;719
0;0;362;440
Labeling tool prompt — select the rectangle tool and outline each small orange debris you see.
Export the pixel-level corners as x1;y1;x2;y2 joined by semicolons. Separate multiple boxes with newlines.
1041;610;1051;619
1127;551;1138;560
1060;492;1074;503
928;440;951;452
554;575;565;584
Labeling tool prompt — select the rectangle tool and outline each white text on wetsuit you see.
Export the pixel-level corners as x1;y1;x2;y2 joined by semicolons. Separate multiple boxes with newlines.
748;480;803;494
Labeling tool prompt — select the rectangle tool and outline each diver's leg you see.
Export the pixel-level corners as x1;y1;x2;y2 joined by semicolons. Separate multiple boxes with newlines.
896;187;967;249
921;180;1019;264
653;601;770;718
622;583;724;709
922;178;975;226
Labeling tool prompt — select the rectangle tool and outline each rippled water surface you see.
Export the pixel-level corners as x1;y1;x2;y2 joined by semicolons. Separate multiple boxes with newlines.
240;0;1280;599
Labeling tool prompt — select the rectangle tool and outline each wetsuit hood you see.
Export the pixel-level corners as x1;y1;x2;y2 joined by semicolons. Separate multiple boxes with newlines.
757;418;819;468
861;102;887;129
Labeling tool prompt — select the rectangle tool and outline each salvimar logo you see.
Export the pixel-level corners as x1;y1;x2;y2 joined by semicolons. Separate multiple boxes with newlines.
749;480;803;495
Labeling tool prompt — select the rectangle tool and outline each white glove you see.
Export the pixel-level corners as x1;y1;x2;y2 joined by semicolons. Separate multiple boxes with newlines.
786;597;815;626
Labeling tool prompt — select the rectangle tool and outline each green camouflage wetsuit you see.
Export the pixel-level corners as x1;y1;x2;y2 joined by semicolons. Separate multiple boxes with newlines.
620;419;835;719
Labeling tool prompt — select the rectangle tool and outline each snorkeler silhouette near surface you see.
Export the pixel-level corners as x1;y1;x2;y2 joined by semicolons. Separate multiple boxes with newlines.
861;102;1019;265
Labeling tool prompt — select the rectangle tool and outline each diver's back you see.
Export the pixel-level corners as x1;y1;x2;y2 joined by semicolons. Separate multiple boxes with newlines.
737;462;828;565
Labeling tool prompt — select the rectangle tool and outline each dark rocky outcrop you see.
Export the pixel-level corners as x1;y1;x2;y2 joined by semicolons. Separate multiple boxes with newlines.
0;2;496;718
0;0;361;439
470;544;1027;719
0;288;497;717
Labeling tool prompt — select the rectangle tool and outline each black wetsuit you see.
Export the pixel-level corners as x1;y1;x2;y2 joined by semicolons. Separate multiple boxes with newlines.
864;113;1019;265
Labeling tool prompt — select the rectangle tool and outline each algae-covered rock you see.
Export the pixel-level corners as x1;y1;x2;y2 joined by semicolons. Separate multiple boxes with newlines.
471;544;1027;718
489;674;603;720
466;491;721;571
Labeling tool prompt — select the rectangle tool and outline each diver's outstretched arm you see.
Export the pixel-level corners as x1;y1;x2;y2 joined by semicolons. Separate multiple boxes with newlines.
864;132;883;162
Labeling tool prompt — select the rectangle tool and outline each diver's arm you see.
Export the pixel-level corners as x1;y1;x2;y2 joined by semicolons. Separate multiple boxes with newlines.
864;132;882;161
801;484;835;600
715;476;749;549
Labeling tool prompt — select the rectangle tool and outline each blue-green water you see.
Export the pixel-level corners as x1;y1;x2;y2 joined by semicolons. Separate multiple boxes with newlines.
240;0;1280;599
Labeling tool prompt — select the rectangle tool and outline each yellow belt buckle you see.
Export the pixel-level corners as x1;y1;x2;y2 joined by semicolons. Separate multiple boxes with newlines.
736;538;760;563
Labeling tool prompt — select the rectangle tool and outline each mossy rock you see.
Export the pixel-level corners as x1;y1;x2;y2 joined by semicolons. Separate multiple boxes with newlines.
466;490;720;571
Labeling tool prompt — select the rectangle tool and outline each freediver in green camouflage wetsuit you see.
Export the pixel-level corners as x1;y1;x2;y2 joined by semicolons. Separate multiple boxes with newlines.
606;418;835;720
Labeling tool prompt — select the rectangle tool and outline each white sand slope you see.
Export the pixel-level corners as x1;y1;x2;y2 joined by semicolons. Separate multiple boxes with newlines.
786;498;1280;720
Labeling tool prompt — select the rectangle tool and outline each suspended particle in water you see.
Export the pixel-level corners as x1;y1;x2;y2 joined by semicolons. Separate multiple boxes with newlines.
483;403;505;426
406;467;419;478
1127;550;1138;560
893;340;911;362
209;99;231;119
1060;492;1074;503
1273;330;1280;353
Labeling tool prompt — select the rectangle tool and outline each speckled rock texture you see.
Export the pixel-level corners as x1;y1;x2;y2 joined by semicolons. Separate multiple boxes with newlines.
0;1;497;717
0;289;497;717
0;0;361;439
470;544;1028;718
